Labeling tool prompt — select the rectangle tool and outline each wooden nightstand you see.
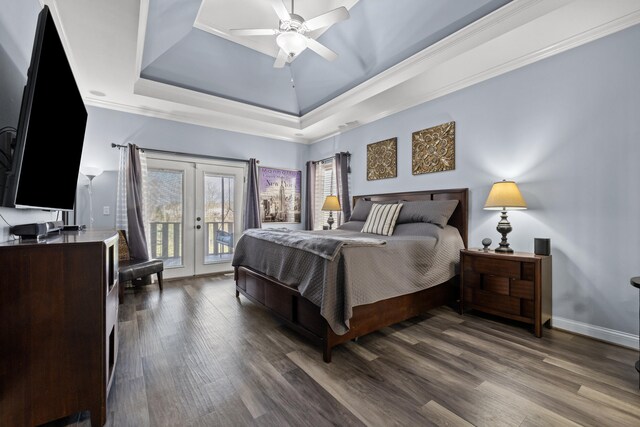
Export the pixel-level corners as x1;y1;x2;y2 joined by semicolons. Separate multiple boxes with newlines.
460;249;552;337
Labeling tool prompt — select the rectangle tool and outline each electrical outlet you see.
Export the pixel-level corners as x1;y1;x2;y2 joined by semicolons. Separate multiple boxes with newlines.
103;206;110;215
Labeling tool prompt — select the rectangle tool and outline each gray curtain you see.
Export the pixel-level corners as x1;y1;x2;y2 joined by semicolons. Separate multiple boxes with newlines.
126;144;149;260
335;152;351;223
244;158;261;230
304;161;316;230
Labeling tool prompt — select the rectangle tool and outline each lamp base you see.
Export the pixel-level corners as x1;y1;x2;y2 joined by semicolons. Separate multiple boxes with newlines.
495;246;514;253
495;210;514;253
327;212;334;230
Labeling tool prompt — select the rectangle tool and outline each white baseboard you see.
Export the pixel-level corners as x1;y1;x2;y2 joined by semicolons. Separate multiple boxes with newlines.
552;317;639;350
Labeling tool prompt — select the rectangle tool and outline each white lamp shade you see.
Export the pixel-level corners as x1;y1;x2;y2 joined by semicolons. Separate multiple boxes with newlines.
321;195;341;211
484;180;527;210
81;166;103;179
276;31;307;56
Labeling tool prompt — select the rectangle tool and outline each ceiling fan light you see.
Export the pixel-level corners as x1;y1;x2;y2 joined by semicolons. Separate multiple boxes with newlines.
276;31;307;57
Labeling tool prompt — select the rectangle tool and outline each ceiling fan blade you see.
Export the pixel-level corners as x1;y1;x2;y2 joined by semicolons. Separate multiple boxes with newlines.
306;38;337;62
229;28;277;36
269;0;291;22
273;49;288;68
304;7;349;31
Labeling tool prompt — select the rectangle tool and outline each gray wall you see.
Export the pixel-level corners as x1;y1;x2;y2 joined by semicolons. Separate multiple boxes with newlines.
76;106;309;230
0;0;58;241
310;24;640;338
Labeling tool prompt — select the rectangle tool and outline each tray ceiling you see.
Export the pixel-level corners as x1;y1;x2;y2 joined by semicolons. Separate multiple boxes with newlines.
141;0;511;115
44;0;640;143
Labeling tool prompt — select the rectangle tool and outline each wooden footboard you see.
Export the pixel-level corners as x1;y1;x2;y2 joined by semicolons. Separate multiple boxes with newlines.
235;266;459;362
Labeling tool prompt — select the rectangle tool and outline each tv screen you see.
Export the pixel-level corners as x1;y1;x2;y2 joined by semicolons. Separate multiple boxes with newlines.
2;6;87;211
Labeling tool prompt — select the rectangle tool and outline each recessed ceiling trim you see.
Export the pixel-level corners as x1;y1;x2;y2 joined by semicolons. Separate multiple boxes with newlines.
299;1;640;141
46;0;640;145
300;0;568;127
134;77;300;127
84;96;308;144
130;0;640;143
134;0;150;78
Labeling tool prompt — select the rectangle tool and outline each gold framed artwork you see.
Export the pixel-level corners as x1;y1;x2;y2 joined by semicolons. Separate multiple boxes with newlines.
412;121;455;175
367;137;397;180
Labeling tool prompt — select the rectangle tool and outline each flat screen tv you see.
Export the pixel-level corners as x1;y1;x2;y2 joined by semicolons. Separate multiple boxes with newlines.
2;6;87;211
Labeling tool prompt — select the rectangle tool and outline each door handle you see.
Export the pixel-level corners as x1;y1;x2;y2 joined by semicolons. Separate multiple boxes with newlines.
196;225;202;230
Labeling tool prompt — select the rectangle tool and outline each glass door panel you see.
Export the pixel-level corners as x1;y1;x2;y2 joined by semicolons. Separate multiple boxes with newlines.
203;174;235;264
195;163;244;275
148;169;184;267
146;158;195;278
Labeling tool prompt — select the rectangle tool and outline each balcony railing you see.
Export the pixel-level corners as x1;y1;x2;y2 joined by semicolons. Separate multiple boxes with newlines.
150;221;234;267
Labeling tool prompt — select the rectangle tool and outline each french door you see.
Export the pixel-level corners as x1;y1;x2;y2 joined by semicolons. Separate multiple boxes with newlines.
145;156;245;278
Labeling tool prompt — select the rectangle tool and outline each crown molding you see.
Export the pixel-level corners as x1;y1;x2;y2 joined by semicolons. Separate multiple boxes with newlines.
54;0;640;144
84;96;308;144
301;0;562;126
134;78;300;128
314;5;640;142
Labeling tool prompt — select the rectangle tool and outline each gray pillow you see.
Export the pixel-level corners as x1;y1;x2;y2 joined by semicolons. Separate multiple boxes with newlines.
337;221;365;231
350;199;374;221
396;200;459;227
350;199;399;221
392;222;441;237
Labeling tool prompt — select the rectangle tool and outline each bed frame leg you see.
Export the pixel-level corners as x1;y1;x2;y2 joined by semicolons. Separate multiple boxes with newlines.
323;344;332;363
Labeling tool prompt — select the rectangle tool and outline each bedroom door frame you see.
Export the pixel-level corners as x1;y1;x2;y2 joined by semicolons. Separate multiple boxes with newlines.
146;154;246;279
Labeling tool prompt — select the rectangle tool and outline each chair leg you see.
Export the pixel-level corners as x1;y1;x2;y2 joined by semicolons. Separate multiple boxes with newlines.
157;271;163;291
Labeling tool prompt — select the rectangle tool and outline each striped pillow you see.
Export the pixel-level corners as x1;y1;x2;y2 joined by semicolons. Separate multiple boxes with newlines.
361;203;403;236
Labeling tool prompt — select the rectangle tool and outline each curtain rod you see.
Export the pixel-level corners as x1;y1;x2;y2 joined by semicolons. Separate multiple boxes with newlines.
111;143;257;164
312;151;350;164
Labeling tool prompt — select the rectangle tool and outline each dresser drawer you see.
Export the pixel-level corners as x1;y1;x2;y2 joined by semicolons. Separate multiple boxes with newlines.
466;255;521;278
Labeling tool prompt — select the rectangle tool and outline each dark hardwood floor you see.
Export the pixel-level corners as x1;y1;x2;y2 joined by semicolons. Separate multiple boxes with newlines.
51;275;639;426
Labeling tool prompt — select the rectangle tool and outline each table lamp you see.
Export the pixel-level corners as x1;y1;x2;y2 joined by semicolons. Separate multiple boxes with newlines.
321;195;341;230
484;180;527;253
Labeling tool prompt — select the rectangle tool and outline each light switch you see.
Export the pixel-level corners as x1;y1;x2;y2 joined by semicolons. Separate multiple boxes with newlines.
103;206;110;215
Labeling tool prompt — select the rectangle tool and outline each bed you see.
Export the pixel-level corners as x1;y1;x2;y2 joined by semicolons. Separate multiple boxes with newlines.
233;188;468;362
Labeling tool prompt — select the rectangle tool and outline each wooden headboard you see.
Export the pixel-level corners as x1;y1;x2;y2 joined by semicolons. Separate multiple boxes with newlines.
352;188;469;248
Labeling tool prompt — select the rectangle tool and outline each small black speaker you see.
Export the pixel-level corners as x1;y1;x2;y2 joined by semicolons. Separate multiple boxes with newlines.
534;238;551;256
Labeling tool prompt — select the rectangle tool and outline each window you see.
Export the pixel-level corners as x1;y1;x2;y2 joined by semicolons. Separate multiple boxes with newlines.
314;159;336;230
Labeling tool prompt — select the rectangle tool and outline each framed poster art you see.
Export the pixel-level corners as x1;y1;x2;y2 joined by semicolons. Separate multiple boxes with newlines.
258;167;302;223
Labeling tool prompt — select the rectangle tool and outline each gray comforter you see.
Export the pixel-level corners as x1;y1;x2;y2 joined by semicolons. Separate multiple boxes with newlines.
232;225;464;335
242;228;385;261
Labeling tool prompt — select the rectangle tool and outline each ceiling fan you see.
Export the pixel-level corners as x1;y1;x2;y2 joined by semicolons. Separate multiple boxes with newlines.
229;0;350;68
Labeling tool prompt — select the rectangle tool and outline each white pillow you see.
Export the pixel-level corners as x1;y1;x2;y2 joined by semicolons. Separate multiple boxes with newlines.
361;203;403;236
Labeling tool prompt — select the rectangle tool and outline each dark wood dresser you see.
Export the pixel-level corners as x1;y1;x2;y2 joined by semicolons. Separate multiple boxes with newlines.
0;231;119;427
460;249;552;337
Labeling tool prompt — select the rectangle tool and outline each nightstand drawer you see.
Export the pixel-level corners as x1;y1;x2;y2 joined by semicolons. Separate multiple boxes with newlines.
484;275;510;295
465;255;521;278
522;262;535;281
511;279;534;300
472;289;521;316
